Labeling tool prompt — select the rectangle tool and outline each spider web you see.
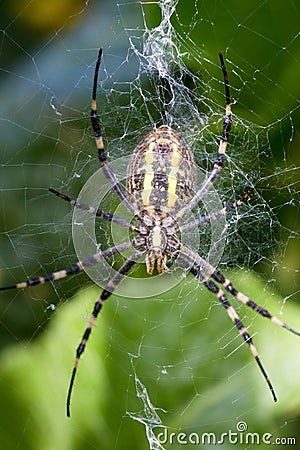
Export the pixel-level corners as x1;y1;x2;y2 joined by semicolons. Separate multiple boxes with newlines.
0;1;299;449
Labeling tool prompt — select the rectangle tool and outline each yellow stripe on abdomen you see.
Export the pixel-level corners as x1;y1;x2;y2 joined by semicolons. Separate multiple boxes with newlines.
167;143;180;209
141;142;155;206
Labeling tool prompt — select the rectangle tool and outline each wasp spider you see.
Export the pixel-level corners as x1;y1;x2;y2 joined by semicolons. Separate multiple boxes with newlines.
1;49;299;417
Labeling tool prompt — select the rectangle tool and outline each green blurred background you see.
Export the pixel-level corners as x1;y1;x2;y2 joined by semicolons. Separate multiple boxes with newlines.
0;0;299;449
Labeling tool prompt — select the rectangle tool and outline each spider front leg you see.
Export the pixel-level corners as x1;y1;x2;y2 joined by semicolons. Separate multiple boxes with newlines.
0;241;134;291
181;245;300;339
189;265;277;402
66;248;145;417
211;269;300;337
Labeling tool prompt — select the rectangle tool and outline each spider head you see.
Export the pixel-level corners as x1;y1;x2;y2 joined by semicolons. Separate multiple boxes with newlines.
145;225;167;275
136;211;181;275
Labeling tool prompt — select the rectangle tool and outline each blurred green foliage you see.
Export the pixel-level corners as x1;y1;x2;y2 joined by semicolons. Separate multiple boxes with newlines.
0;274;300;449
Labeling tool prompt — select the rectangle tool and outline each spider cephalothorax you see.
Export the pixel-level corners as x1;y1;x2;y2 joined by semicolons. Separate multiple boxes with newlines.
133;209;182;275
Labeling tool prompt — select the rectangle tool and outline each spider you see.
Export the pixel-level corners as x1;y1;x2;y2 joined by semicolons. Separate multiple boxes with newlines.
1;49;299;417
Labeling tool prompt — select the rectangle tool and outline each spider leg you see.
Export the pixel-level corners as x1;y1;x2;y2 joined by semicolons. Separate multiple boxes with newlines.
189;263;277;402
0;240;134;291
180;244;299;400
181;188;253;231
176;53;232;221
66;248;144;417
211;269;300;337
91;49;138;216
201;276;277;402
180;245;300;338
49;188;138;232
